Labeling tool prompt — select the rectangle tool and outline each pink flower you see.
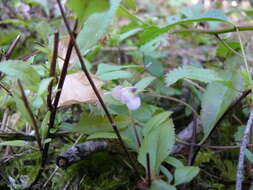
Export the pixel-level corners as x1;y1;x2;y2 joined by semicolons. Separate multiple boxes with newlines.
111;86;141;111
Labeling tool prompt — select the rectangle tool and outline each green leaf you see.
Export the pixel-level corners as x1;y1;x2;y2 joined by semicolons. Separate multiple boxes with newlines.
245;148;253;164
200;72;243;144
135;76;155;93
75;112;130;134
40;111;50;141
164;156;184;168
143;56;164;77
160;166;174;184
87;132;132;143
0;60;40;87
67;0;110;23
166;66;223;86
96;63;141;80
138;120;175;174
216;40;241;58
174;166;200;185
98;70;132;80
150;180;176;190
96;63;141;75
0;140;31;147
143;111;172;136
140;9;231;45
122;0;136;9
77;0;121;54
32;77;53;108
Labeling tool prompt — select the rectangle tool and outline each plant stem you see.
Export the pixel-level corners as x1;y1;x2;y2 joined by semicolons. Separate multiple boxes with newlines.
47;32;59;110
56;0;141;179
236;109;253;190
172;25;253;35
17;80;43;152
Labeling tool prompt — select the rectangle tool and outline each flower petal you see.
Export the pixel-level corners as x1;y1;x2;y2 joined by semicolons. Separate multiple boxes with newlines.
111;86;123;100
126;96;141;110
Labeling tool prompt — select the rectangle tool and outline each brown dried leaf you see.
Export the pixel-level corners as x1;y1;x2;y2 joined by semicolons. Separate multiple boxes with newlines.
58;71;104;107
58;35;78;70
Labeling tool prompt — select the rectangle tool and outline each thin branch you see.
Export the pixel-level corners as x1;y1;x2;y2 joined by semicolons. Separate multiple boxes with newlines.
5;34;21;60
56;141;108;169
17;80;43;151
145;92;199;118
236;109;253;190
214;34;243;58
56;0;141;179
172;25;253;35
0;82;12;96
47;32;59;110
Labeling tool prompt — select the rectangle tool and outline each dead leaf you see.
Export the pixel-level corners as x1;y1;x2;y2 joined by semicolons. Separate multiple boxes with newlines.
58;35;78;70
58;71;104;107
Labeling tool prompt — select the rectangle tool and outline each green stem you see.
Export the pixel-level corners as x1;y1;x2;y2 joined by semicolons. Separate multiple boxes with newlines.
172;25;253;35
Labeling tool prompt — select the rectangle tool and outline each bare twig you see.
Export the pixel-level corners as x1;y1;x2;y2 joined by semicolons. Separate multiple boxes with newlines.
17;80;43;151
236;109;253;190
56;0;141;179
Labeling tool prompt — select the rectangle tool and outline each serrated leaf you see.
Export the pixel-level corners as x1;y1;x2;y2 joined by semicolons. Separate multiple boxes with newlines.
138;120;175;174
140;9;231;45
0;60;40;87
174;166;200;185
200;71;243;143
67;0;110;23
166;66;223;86
77;0;121;54
75;112;130;134
150;180;176;190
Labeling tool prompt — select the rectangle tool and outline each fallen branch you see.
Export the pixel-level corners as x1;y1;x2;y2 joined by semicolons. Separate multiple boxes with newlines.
56;141;109;169
236;109;253;190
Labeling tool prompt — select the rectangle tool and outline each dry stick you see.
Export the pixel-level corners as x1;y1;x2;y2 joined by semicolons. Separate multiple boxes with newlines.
56;0;141;179
27;30;76;189
236;109;253;190
47;32;59;110
17;80;43;152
